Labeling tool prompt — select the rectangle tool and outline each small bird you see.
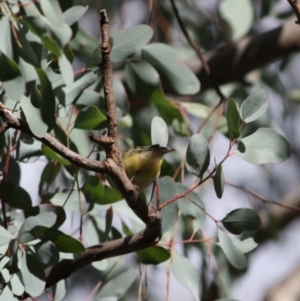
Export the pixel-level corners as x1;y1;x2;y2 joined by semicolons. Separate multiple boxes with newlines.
108;144;174;193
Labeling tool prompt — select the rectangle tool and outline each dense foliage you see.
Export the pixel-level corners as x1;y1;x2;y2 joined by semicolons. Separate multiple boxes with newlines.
0;0;298;300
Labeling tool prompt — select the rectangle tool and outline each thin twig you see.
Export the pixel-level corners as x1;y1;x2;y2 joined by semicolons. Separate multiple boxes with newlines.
227;182;300;213
1;136;10;229
169;0;226;101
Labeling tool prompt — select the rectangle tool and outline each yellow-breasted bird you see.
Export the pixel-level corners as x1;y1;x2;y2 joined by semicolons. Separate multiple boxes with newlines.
108;144;174;193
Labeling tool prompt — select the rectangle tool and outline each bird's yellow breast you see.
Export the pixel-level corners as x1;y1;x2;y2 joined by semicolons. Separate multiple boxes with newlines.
122;151;163;192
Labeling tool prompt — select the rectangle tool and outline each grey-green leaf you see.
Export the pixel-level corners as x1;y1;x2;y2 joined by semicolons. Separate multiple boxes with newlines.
151;116;169;147
237;128;291;164
222;208;261;234
21;95;48;138
186;134;210;178
240;89;268;123
159;177;178;233
172;252;200;301
213;164;225;199
125;58;159;100
218;229;247;269
111;25;153;63
97;268;137;299
19;253;45;296
226;98;240;140
0;226;13;246
142;43;200;95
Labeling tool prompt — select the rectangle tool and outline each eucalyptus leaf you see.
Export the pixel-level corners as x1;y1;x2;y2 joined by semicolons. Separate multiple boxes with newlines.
151;116;169;147
226;98;240;140
172;252;200;301
222;208;261;234
218;229;247;269
136;246;170;265
237;128;291;164
213;164;225;199
142;43;200;95
240;89;268;123
186;134;210;178
111;25;153;63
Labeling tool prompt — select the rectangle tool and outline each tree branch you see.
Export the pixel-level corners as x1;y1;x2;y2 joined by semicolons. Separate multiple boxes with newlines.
287;0;300;24
185;17;300;92
45;202;161;288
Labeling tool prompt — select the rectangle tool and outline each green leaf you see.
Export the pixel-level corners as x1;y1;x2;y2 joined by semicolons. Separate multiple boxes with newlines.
58;53;74;87
111;25;153;63
22;16;48;37
0;53;25;100
50;190;91;212
172;252;200;301
97;268;137;299
151;116;169;147
19;212;57;243
226;98;240;140
42;16;72;48
35;67;56;128
237;128;291;164
57;71;98;106
96;185;123;205
40;0;64;27
31;226;85;253
150;89;184;124
52;279;67;301
219;0;254;41
0;226;13;246
8;273;24;296
240;89;269;123
19;253;45;297
136;246;170;265
38;161;61;200
63;6;88;26
213;164;225;199
142;43;200;95
218;229;247;269
0;285;15;300
86;46;102;70
2;182;32;209
75;90;103;107
70;28;100;56
34;241;59;267
69;128;91;156
15;204;66;230
125;58;159;99
113;76;128;115
0;16;12;57
74;106;106;129
42;145;71;166
159;177;178;233
232;237;258;253
87;216;106;245
172;118;193;137
21;95;48;138
186;134;210;178
82;175;105;203
177;183;206;232
222;208;261;234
